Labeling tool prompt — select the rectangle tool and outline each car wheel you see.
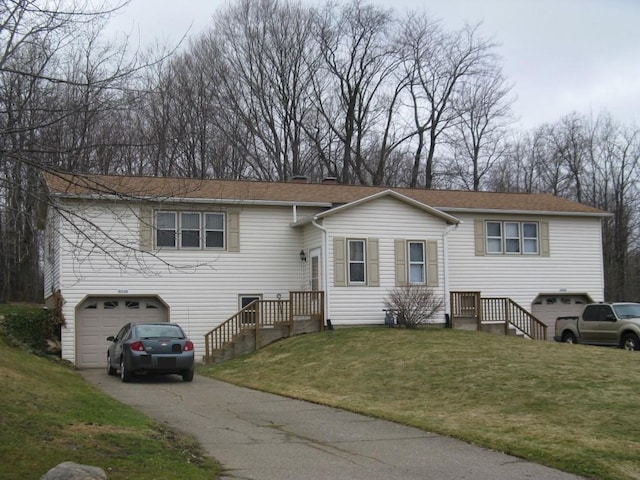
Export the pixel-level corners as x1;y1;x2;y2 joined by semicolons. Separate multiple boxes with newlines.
120;357;132;383
621;333;640;351
562;332;576;344
182;368;194;382
106;353;117;376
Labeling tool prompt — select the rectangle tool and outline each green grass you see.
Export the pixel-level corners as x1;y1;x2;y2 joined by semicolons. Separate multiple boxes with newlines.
0;335;219;479
199;327;640;480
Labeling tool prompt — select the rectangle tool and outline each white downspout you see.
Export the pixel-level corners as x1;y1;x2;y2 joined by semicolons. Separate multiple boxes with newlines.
443;223;460;321
311;217;330;323
292;205;298;223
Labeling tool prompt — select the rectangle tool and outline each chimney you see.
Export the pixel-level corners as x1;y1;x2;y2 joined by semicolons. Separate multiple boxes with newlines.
321;177;337;185
292;175;309;184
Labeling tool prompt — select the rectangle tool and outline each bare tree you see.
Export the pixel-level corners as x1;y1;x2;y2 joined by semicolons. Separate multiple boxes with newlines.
445;66;514;190
400;17;495;188
311;0;400;184
0;0;148;302
191;0;320;181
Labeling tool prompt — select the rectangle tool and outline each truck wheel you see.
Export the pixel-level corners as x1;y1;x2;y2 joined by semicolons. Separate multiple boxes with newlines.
562;332;576;344
621;333;640;351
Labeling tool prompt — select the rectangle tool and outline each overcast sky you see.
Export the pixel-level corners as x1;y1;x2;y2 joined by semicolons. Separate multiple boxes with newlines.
110;0;640;130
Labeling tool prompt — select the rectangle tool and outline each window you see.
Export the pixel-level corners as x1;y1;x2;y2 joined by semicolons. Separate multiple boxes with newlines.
348;240;366;284
485;221;539;255
486;222;502;253
408;241;425;284
156;212;176;247
205;213;224;248
504;222;520;253
240;295;262;324
523;223;538;253
181;212;201;248
155;211;226;250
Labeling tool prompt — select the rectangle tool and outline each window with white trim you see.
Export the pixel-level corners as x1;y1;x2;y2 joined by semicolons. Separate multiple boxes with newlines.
156;212;176;248
155;211;225;250
486;221;539;255
205;213;225;248
348;239;366;284
408;241;425;283
180;212;201;248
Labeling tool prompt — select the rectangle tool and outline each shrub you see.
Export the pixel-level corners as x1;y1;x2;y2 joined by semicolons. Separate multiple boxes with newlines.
2;308;60;353
384;284;444;328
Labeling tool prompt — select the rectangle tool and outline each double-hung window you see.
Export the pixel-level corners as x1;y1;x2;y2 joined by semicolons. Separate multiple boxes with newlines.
348;239;366;284
408;241;426;283
205;213;224;248
486;221;539;255
181;212;201;248
156;212;177;248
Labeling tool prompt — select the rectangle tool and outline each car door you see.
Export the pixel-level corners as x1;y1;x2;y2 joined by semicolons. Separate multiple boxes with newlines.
111;323;131;364
579;306;601;342
596;305;618;345
581;305;615;345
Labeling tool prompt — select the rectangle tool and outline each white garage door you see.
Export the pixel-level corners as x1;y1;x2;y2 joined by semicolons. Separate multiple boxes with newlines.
531;294;592;340
76;297;168;368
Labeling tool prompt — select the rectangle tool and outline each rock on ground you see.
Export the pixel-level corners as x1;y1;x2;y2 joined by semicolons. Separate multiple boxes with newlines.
41;462;107;480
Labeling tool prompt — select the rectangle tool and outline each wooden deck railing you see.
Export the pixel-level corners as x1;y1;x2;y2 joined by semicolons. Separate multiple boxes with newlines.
204;291;324;362
450;291;547;340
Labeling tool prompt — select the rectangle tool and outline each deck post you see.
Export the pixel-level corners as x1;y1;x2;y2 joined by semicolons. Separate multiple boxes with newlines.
254;301;261;350
476;292;482;331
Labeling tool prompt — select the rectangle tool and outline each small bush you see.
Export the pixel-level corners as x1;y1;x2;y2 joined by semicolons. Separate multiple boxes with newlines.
384;284;444;328
3;308;59;353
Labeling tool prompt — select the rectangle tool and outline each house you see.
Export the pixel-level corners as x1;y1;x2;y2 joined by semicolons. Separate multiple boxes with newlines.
43;173;609;367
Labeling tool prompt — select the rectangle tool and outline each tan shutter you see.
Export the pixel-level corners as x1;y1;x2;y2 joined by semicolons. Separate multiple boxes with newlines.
139;205;153;252
474;219;485;256
333;237;346;287
426;240;439;287
227;210;240;252
394;239;407;286
367;238;379;287
540;221;550;257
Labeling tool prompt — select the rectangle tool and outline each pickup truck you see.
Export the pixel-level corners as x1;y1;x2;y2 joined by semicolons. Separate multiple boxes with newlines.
554;302;640;350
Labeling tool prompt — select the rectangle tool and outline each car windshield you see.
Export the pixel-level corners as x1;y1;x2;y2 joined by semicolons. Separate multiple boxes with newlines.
134;324;184;339
612;304;640;319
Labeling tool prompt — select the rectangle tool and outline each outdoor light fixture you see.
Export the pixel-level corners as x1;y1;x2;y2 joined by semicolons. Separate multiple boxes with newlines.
299;249;307;262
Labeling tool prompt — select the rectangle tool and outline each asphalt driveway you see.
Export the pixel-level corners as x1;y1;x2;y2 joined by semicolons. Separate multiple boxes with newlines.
81;370;584;480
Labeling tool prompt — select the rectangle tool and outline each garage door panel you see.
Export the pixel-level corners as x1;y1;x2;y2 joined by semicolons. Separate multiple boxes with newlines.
76;297;168;368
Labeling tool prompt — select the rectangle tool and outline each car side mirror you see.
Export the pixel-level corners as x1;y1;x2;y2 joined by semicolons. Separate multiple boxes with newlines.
605;315;616;322
106;335;115;341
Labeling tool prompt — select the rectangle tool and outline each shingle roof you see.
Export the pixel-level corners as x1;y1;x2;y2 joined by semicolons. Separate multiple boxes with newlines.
44;172;609;216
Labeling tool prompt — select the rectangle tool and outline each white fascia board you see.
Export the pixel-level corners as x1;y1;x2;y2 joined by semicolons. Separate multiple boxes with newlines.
440;207;613;218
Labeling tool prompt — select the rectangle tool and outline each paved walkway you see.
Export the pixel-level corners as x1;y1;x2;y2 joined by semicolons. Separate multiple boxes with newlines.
81;370;584;480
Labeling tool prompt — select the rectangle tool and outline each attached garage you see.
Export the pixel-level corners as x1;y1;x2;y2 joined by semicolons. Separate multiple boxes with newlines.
531;293;593;340
75;296;168;368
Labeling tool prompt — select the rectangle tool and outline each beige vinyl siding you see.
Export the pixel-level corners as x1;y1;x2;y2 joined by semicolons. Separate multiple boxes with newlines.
325;196;447;326
449;213;605;309
56;201;306;364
